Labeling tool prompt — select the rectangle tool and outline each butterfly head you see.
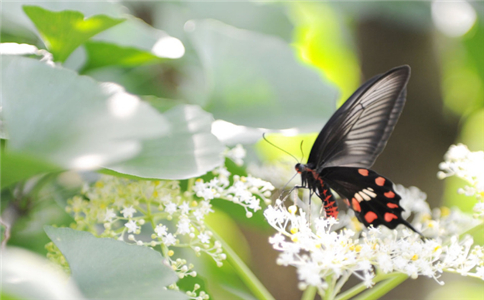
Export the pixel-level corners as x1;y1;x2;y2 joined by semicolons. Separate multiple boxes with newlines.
295;163;306;174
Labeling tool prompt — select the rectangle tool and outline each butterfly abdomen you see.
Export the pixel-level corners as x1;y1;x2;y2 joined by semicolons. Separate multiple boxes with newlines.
296;164;339;218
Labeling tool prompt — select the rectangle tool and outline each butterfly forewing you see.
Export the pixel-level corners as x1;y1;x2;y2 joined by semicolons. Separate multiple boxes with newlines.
308;66;410;171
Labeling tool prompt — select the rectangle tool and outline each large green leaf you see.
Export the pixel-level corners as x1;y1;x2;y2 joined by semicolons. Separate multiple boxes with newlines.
153;2;293;42
106;104;224;180
186;20;338;130
23;6;125;62
45;226;187;299
1;56;169;174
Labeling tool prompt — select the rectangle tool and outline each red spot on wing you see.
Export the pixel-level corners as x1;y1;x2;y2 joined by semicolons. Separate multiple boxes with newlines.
358;169;369;176
364;211;378;223
344;199;350;206
384;191;395;198
384;213;398;222
387;203;399;209
375;177;385;186
352;198;361;212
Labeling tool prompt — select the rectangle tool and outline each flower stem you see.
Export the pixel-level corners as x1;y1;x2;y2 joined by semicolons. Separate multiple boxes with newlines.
324;275;334;300
335;272;407;300
187;177;195;193
459;221;484;238
301;286;317;300
334;279;367;300
352;273;408;300
208;225;275;300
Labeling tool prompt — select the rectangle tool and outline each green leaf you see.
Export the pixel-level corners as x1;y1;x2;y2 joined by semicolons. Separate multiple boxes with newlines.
1;56;169;172
186;20;338;130
23;5;125;62
44;226;187;299
154;2;293;42
106;104;224;180
0;150;60;189
82;41;164;71
82;16;184;71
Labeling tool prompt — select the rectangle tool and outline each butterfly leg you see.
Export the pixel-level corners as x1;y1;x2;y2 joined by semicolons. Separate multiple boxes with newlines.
282;185;306;203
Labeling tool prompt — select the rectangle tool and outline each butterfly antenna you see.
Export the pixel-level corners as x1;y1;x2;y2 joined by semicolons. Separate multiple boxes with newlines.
262;133;299;163
299;139;305;162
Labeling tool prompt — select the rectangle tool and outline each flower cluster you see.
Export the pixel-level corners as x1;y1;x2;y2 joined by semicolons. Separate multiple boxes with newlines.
193;168;273;218
438;144;484;218
47;146;274;299
264;183;483;297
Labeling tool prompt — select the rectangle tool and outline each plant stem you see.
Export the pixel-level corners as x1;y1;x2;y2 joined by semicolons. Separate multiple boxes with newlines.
459;221;484;238
352;273;408;300
187;177;195;193
324;275;334;300
335;272;406;300
334;279;368;300
301;286;317;300
208;225;275;300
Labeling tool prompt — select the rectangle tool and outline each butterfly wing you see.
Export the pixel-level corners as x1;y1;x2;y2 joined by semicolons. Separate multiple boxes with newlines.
321;167;419;233
307;66;410;171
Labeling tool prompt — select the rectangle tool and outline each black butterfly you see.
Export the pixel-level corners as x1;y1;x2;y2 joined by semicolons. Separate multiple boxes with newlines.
295;65;420;234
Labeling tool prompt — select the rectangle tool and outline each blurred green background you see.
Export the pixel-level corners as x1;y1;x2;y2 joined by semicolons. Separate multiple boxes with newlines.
2;1;483;299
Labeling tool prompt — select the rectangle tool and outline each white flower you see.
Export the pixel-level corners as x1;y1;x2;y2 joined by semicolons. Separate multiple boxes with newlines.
179;202;190;215
225;144;246;166
163;233;176;246
104;208;116;222
248;197;261;211
125;220;139;233
474;202;484;217
439;144;484;202
121;206;136;218
165;202;177;215
198;232;210;244
395;185;431;218
476;266;484;280
177;218;191;235
297;263;323;286
362;271;374;288
155;224;168;237
197;185;216;200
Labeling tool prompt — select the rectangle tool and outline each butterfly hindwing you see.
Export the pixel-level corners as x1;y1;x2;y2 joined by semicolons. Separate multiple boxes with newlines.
321;167;418;232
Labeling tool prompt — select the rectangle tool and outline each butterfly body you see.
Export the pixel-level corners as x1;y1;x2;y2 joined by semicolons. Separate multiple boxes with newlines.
296;65;420;234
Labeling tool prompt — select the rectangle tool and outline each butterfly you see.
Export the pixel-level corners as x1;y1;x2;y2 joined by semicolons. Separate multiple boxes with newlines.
294;65;421;234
